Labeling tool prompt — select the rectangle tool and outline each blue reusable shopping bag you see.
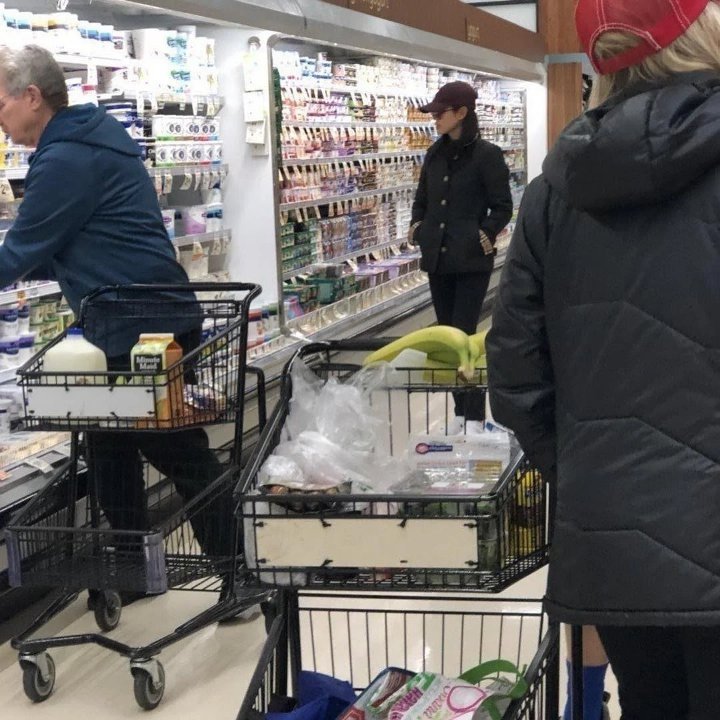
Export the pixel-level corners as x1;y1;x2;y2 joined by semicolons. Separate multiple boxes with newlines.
267;670;356;720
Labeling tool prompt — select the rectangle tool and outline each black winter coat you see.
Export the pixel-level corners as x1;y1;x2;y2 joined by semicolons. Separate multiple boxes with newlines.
487;72;720;626
411;132;512;275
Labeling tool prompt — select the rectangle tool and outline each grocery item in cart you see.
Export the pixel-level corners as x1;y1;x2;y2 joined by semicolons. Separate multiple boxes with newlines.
339;663;528;720
408;432;512;481
42;327;107;384
508;469;545;556
130;333;183;422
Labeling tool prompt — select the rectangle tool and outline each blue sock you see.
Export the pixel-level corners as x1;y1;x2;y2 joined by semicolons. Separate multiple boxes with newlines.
563;661;608;720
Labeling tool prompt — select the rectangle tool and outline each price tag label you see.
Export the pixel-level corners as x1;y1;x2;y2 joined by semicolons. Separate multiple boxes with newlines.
25;457;54;475
180;172;193;191
0;177;15;202
55;443;72;458
163;172;173;195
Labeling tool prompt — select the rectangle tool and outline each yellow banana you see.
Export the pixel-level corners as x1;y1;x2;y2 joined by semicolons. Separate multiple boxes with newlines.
469;329;488;359
364;325;475;380
422;358;460;384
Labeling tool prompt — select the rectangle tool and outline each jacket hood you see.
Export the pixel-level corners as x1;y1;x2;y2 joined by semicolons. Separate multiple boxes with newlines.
37;103;141;157
544;72;720;211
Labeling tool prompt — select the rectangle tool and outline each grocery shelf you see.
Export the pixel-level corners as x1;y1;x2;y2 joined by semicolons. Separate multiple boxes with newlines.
0;282;61;306
0;437;73;514
280;182;417;212
4;164;228;184
0;167;29;180
284;120;435;130
281;150;427;167
250;279;430;366
284;82;432;100
282;238;404;279
283;83;524;108
478;99;525;108
100;92;224;116
0;366;19;384
149;163;228;177
55;53;131;70
173;229;231;248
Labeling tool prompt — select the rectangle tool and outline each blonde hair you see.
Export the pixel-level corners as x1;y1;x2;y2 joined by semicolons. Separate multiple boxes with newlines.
590;1;720;107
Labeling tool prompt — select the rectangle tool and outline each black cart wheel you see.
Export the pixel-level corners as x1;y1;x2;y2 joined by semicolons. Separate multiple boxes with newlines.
21;654;56;703
132;661;165;711
93;591;122;632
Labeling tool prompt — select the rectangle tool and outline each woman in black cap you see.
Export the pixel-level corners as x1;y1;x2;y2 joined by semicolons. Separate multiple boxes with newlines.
409;80;513;430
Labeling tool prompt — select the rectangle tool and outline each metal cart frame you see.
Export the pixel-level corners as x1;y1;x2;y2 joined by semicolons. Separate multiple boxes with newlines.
4;282;270;711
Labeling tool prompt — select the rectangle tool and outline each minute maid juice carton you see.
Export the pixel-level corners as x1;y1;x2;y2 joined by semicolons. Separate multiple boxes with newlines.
131;334;184;426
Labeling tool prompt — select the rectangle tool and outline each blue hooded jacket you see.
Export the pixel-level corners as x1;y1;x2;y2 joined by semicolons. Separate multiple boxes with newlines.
0;104;196;356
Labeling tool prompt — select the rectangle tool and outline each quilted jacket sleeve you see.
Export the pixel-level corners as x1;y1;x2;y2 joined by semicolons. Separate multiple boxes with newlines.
486;177;556;479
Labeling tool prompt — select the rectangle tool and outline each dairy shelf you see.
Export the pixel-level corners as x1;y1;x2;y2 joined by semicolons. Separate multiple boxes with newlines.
0;282;61;306
173;229;231;248
282;238;404;280
281;150;427;167
280;182;417;212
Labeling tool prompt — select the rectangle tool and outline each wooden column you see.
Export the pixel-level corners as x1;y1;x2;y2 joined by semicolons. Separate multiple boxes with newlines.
538;0;584;146
547;62;583;143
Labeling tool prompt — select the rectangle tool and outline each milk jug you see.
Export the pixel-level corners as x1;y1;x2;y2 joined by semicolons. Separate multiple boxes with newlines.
42;327;107;384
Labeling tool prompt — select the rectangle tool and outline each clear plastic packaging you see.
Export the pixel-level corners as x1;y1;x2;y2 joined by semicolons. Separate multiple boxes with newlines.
262;359;406;494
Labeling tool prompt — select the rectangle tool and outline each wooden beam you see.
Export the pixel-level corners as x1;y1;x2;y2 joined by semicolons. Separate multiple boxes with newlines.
321;0;546;62
537;0;581;53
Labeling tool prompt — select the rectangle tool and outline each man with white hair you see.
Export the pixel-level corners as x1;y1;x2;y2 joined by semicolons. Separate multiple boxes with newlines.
0;45;260;617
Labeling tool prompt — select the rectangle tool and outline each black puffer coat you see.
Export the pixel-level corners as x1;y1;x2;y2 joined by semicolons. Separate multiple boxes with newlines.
411;123;512;275
487;72;720;626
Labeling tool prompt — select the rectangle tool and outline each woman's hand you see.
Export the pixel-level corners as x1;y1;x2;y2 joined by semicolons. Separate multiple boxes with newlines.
408;221;422;246
479;230;494;255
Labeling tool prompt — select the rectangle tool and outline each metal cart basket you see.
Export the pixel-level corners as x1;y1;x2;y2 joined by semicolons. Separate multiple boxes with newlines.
237;592;559;720
4;282;269;711
236;341;549;592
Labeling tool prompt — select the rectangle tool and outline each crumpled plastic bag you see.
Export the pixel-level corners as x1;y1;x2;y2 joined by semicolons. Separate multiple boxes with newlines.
265;360;408;494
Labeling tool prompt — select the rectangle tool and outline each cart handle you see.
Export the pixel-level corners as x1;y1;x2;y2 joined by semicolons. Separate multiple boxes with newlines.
78;282;262;323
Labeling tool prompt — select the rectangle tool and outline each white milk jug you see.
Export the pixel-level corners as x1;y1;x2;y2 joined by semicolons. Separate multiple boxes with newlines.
42;327;107;384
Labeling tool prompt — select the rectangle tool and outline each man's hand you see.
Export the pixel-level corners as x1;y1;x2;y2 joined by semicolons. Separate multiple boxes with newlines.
479;230;494;256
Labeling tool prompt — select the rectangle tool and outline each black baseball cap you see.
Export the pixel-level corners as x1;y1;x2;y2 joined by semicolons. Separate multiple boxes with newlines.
420;81;478;113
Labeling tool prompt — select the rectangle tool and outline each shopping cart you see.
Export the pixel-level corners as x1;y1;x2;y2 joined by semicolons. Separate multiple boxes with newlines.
4;282;271;710
234;339;560;719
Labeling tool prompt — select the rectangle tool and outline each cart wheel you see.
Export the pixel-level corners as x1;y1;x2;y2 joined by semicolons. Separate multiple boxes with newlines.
93;590;122;632
132;660;165;711
21;653;56;703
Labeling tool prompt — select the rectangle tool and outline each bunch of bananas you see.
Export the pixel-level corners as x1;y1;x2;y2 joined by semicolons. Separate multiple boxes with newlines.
363;326;488;382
